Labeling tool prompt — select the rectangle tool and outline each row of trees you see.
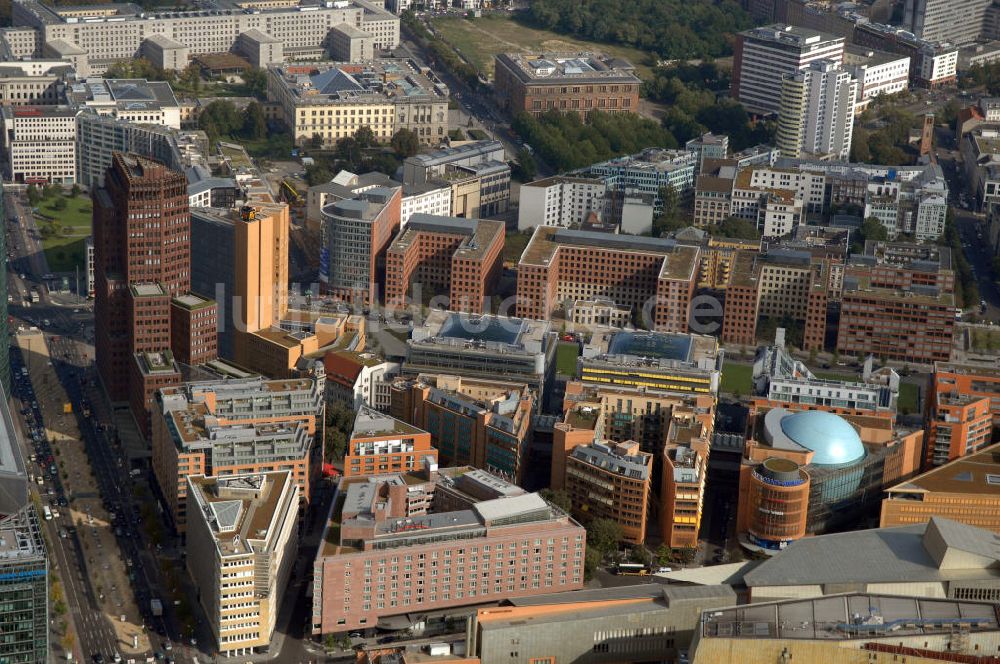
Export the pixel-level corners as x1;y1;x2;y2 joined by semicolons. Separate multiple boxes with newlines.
512;110;677;173
402;11;481;89
850;106;922;166
646;61;775;153
939;209;979;310
524;0;751;59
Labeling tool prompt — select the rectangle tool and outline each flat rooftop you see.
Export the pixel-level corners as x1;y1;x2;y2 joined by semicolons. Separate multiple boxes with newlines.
352;406;425;438
188;471;292;556
519;226;699;281
390;214;504;262
701;594;999;642
586;330;720;367
935;361;1000;380
495;51;640;85
412;310;550;354
270;59;445;106
886;443;1000;496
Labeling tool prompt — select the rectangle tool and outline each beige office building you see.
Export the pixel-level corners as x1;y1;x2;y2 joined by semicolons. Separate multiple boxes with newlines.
267;59;448;147
186;472;299;657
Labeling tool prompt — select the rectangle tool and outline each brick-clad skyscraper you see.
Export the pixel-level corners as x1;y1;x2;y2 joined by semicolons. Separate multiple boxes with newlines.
94;153;191;403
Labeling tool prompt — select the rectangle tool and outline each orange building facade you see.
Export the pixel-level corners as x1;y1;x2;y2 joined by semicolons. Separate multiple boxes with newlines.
385;215;503;314
565;440;652;544
151;375;324;532
933;362;1000;424
881;443;1000;533
925;392;993;468
516;227;699;333
344;407;437;478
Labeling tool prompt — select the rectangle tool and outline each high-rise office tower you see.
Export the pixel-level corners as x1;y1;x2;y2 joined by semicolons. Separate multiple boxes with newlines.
732;24;845;116
903;0;990;46
191;204;289;360
94;152;190;405
776;60;858;161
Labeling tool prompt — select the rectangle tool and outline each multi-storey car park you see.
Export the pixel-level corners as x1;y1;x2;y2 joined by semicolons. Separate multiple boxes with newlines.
9;0;399;75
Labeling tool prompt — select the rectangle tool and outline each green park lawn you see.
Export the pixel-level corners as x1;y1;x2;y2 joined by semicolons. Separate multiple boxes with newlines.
431;14;655;81
556;341;580;375
34;194;91;273
720;361;752;396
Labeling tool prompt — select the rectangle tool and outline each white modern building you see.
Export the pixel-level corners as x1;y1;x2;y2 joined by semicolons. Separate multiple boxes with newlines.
517;176;607;230
589;148;697;211
902;0;991;46
401;181;451;226
844;46;910;111
776;60;857;161
0;104;76;184
732;24;845;116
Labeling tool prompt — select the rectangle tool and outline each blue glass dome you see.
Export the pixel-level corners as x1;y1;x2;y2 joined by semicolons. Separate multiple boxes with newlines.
779;411;865;466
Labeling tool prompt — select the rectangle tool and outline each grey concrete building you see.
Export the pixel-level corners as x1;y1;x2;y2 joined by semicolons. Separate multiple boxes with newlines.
903;0;991;46
468;584;736;664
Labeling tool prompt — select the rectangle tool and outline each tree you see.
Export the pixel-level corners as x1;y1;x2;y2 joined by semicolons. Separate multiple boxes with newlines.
711;216;760;240
354;125;377;148
860;216;890;242
198;100;241;142
242;101;268;140
241;67;268;98
324;402;354;461
390;128;421;158
586;517;624;555
70;184;81;198
52;196;67;211
583;547;602;581
305;163;334;186
652;184;685;237
513;148;537;182
25;184;40;206
539;488;571;512
629;545;652;566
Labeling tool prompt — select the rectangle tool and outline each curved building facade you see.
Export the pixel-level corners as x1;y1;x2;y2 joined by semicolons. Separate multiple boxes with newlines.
740;408;920;551
744;457;810;549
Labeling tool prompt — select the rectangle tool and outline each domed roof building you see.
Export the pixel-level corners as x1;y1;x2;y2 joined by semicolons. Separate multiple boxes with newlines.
737;407;923;554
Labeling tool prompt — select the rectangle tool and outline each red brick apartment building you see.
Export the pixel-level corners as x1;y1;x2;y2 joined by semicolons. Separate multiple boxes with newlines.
494;52;641;118
312;467;585;634
837;241;956;364
516;227;700;332
344;406;438;478
169;293;218;366
385;214;503;314
721;249;829;351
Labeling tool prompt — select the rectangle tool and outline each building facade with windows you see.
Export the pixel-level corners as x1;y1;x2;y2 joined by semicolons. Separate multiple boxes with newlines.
151;375;324;532
494;52;640;118
732;24;845;115
186;472;298;657
385;214;504;314
565;440;652;544
344;406;436;478
267;60;447;147
312;467;586;634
